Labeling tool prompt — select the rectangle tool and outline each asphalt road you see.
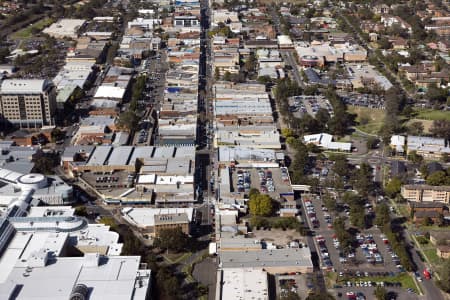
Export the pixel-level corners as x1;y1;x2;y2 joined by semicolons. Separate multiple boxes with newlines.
281;50;306;89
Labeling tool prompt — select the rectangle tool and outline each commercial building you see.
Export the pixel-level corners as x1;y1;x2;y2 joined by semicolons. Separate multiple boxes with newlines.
346;64;393;91
173;15;200;31
401;184;450;204
407;135;450;159
0;167;73;207
295;41;367;66
217;268;269;300
304;133;351;152
219;247;313;273
43;18;86;39
0;202;150;300
217;146;284;167
390;135;406;153
121;207;194;237
93;67;133;101
0;79;57;127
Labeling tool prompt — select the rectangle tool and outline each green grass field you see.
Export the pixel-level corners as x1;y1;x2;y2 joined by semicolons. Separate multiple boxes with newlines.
341;273;419;293
348;105;385;135
413;109;450;121
422;248;443;265
10;18;53;39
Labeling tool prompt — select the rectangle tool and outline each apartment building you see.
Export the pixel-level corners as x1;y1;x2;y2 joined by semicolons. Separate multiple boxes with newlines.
401;184;450;204
154;213;190;236
0;79;56;127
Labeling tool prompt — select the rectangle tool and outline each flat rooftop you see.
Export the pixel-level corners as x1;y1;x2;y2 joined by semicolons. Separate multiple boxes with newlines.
221;268;269;300
122;207;194;227
0;254;150;300
219;248;313;269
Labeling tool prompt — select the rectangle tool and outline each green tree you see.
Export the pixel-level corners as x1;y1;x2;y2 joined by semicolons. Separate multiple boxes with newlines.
245;52;257;73
352;163;373;197
323;193;336;212
153;227;189;253
156;266;182;299
279;291;301;300
366;136;379;150
437;259;450;293
315;108;330;130
385;177;402;198
330;154;350;177
407;121;424;136
32;151;59;175
426;85;448;103
50;128;66;143
257;75;272;85
430;120;450;140
223;71;231;81
248;192;275;217
374;203;390;229
407;150;423;164
305;292;334;300
422;216;433;226
442;153;450;163
350;206;366;229
374;286;388;300
117;111;139;131
426;171;450;186
214;67;220;80
281;128;294;138
74;206;88;217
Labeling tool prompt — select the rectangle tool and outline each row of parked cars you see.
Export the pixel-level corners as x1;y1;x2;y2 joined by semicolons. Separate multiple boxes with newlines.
316;235;333;268
281;167;289;182
305;199;319;228
137;129;148;144
236;170;251;193
258;169;275;193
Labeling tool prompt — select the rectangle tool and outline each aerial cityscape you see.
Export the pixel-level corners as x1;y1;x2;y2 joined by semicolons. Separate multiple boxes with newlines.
0;0;450;299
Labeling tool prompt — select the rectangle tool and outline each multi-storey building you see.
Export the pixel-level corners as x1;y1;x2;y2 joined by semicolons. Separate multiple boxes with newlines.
401;184;450;204
0;79;56;127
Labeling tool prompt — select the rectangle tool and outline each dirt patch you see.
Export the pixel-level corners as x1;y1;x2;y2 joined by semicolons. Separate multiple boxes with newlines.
251;228;306;246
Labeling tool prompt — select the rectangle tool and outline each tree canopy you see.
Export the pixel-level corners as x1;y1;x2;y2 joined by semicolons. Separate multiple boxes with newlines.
384;177;402;198
438;259;450;293
248;191;275;217
426;170;450;186
153;227;189;253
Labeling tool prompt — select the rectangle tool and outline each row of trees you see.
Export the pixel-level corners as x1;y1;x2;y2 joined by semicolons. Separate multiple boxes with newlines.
117;74;147;131
374;203;414;271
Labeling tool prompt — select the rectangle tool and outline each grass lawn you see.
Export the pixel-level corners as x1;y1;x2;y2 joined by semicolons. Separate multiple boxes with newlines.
341;273;419;293
413;109;450;121
406;119;434;134
325;272;337;288
10;18;53;39
348;106;385;135
422;248;443;265
163;252;192;264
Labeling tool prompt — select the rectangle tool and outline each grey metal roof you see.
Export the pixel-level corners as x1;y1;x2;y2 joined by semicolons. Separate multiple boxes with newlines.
107;146;134;166
87;146;112;166
220;248;313;269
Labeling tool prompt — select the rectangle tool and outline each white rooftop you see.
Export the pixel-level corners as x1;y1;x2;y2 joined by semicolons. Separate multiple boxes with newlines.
0;254;151;300
0;79;50;94
304;133;351;151
43;18;86;38
221;268;268;300
122;207;194;227
94;85;127;99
